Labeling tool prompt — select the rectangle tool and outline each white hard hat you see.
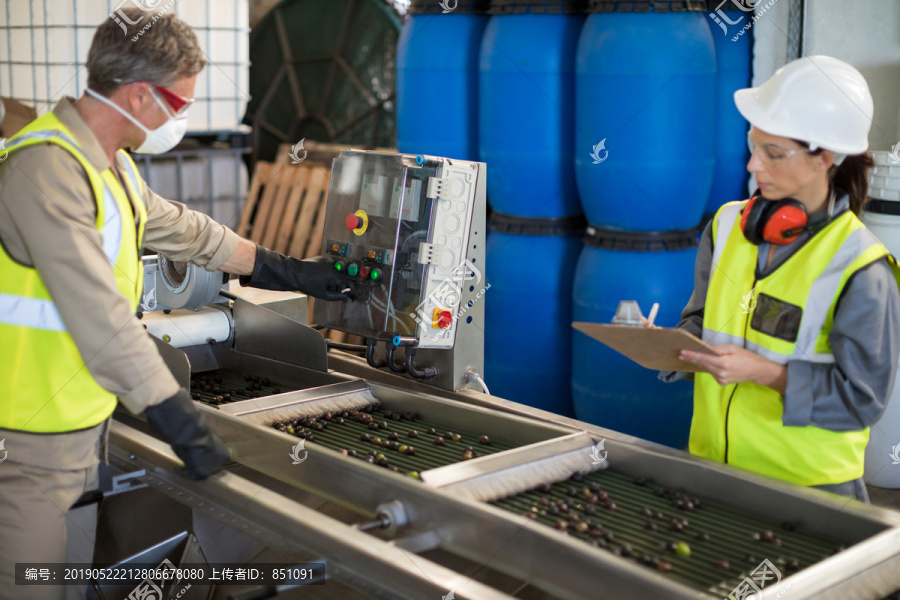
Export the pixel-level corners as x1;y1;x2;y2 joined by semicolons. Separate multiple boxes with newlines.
734;55;873;156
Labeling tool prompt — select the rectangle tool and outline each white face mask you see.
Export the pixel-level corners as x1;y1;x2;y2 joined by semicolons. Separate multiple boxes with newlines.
87;87;188;154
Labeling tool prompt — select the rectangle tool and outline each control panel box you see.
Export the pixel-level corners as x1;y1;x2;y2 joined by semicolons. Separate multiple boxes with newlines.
314;150;485;349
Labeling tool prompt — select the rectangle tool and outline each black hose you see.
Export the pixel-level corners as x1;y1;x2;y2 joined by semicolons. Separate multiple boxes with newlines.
406;348;437;380
386;344;407;373
366;339;386;368
326;341;367;353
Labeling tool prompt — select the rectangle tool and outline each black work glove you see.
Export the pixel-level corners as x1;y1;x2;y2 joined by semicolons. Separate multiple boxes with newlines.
144;388;232;480
239;245;353;301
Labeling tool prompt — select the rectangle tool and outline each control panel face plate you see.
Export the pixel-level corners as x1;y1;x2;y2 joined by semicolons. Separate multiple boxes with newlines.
314;150;482;349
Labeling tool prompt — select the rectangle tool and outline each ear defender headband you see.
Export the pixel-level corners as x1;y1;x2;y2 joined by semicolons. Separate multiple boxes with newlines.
740;196;819;246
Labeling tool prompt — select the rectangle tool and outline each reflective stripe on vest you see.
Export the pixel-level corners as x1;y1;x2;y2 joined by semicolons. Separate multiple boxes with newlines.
691;200;900;486
0;112;147;432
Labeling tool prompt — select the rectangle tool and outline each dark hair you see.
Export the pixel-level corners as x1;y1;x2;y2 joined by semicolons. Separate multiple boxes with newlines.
795;141;874;215
86;8;206;97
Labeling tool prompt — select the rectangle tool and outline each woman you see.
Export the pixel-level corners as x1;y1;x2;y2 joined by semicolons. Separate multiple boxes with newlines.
656;56;900;502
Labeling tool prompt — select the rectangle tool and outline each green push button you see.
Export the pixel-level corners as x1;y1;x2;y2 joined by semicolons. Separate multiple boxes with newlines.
371;268;382;281
334;261;345;272
348;263;359;277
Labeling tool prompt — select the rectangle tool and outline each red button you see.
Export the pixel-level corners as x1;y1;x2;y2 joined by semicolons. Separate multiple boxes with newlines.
345;214;362;230
359;266;370;278
437;310;452;329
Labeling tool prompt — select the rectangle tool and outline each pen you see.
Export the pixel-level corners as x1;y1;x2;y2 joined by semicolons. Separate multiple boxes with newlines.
647;303;660;327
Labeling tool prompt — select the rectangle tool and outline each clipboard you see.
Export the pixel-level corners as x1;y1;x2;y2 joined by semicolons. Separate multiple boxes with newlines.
572;322;719;372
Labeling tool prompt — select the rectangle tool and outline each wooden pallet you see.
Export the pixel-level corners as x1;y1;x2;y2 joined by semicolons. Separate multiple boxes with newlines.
239;142;400;346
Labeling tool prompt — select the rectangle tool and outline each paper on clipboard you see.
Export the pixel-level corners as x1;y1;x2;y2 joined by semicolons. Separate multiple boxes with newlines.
572;322;720;372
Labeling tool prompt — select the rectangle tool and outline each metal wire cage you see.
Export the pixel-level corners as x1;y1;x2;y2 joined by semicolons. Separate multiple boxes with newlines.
0;0;250;133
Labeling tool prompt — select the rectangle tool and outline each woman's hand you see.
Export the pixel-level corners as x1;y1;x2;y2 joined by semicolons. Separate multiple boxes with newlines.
641;316;661;329
679;344;787;394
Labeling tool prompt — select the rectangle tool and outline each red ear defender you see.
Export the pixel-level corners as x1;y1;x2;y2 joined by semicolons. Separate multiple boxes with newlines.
761;199;808;245
740;196;809;246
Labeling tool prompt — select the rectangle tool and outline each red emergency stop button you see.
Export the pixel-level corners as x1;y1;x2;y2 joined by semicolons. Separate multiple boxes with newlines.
359;266;370;278
433;309;453;329
346;214;362;230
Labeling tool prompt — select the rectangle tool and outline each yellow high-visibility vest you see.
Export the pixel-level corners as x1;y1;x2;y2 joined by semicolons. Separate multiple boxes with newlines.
692;199;900;486
0;112;147;432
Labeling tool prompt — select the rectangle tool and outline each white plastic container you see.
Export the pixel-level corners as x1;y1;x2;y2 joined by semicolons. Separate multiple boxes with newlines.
862;199;900;488
133;148;248;225
0;0;249;132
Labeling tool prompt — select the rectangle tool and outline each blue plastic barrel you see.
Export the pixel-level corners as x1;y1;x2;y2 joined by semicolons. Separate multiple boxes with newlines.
575;7;715;231
706;9;752;216
397;1;489;161
478;3;586;218
571;229;698;448
484;215;584;416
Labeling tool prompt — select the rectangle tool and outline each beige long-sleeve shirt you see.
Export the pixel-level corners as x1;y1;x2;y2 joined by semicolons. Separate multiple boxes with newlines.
0;97;240;416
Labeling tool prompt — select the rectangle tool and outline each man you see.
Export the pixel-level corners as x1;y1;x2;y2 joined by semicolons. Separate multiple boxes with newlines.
0;10;350;600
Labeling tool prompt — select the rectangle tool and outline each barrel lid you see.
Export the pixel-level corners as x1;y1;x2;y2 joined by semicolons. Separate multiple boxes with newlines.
488;212;587;235
409;0;491;14
489;0;588;14
583;226;700;251
587;0;706;12
864;198;900;216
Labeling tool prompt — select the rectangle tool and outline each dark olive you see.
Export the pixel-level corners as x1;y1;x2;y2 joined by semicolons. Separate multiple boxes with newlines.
384;410;393;419
434;437;446;446
479;435;491;445
656;561;673;573
444;431;454;440
571;473;583;482
714;559;730;570
378;421;389;429
645;522;658;532
786;558;800;570
347;449;357;458
388;432;399;441
408;430;419;439
538;483;553;493
404;446;416;456
697;532;711;542
452;433;462;442
760;530;775;543
605;502;618;511
391;413;402;421
555;521;568;532
462;451;474;460
335;417;345;425
368;422;379;431
404;411;416;420
428;428;437;435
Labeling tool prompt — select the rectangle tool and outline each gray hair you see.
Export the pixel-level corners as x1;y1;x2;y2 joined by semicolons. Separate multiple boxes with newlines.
86;8;206;96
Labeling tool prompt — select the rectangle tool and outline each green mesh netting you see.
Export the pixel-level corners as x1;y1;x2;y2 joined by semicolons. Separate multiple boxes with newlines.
244;0;401;164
